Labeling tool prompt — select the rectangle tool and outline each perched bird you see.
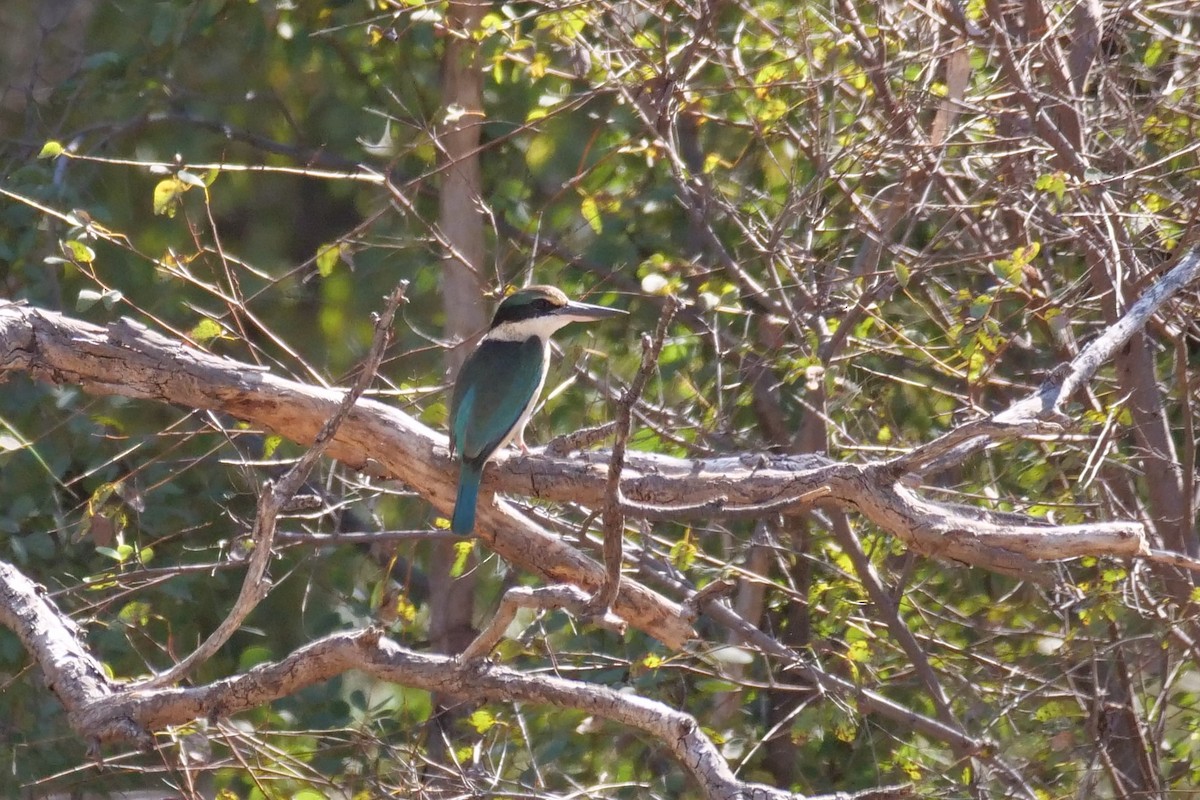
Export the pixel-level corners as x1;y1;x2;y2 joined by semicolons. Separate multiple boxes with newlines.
448;285;626;534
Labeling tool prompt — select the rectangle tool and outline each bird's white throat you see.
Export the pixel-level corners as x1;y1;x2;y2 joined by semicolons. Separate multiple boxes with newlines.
486;315;577;342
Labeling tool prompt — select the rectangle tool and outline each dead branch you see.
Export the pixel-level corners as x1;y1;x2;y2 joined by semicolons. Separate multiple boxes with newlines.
894;245;1200;475
0;299;693;648
0;560;125;753
458;584;626;662
595;295;679;612
0;557;906;800
0;246;1193;629
136;283;408;689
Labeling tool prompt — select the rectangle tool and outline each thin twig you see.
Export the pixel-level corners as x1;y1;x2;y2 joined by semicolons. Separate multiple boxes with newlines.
1140;548;1200;574
594;296;680;613
458;584;627;662
278;529;468;545
544;421;617;456
827;511;966;755
137;283;408;688
891;244;1200;476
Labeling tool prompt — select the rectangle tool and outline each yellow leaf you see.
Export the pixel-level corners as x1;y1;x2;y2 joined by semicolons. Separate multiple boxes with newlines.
153;177;190;217
64;240;96;264
580;195;602;233
468;709;496;733
394;595;416;624
37;141;64;159
449;540;474;577
191;319;224;344
316;242;342;277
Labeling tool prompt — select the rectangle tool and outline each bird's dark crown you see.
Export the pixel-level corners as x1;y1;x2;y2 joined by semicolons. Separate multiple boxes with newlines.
489;285;569;327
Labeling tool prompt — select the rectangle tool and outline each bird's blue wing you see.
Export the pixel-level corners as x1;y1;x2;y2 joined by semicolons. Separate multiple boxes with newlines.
450;337;545;465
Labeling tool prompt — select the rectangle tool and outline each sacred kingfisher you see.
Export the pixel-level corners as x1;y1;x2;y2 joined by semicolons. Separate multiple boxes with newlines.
448;285;626;534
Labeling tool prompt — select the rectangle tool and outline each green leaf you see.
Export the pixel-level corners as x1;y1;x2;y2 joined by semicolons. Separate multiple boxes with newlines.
846;639;871;663
37;141;64;159
118;601;152;626
968;293;993;320
76;289;104;311
669;533;697;570
261;434;283;459
96;544;132;563
966;343;988;382
1144;39;1165;67
1011;242;1040;268
1034;171;1067;202
237;645;274;671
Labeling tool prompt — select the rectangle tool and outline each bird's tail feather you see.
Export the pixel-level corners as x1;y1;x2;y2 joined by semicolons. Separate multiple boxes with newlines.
451;464;483;534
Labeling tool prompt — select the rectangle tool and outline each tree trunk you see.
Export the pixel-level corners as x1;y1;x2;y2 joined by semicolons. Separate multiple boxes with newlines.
426;0;490;788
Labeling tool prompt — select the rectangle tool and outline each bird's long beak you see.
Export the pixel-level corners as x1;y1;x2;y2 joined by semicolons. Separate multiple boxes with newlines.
557;300;627;323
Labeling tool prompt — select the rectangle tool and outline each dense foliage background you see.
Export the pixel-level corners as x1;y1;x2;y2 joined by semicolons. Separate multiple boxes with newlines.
2;0;1199;797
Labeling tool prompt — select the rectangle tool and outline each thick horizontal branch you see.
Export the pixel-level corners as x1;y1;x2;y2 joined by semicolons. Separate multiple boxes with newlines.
0;558;909;800
0;284;1167;590
508;450;1144;578
0;303;692;649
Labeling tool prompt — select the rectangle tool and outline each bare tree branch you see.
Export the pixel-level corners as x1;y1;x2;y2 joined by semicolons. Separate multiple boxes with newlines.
892;244;1200;477
458;584;625;662
4;246;1191;605
594;295;679;612
0;299;694;648
136;283;408;689
0;560;120;753
0;557;907;800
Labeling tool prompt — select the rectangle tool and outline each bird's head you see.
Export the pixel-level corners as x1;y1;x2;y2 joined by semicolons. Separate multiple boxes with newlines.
486;285;625;341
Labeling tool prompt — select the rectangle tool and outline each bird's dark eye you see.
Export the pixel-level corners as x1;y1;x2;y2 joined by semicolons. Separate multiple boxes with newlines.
534;299;555;312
